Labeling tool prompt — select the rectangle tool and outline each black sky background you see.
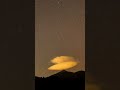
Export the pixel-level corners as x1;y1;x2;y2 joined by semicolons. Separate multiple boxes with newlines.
86;1;120;90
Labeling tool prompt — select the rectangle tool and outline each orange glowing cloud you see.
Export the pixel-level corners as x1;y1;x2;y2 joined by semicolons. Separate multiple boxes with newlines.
48;56;78;71
51;56;75;64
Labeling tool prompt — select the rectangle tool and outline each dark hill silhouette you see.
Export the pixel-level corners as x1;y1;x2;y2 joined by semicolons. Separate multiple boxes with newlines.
35;70;85;90
47;70;74;79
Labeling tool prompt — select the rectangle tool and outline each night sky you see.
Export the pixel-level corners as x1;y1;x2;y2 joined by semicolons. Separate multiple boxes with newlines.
35;0;85;77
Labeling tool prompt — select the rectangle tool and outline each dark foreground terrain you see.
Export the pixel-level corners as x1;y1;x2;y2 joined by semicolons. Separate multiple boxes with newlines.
35;70;85;90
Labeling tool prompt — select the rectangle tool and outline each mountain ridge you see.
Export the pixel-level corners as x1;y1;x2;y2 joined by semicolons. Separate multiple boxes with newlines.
35;70;85;90
35;70;85;78
47;70;85;79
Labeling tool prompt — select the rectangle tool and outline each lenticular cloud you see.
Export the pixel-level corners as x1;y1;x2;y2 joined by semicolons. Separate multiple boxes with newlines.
48;56;78;70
